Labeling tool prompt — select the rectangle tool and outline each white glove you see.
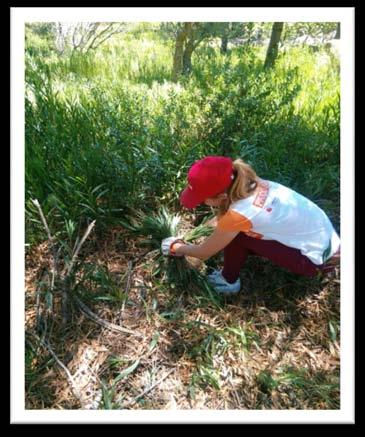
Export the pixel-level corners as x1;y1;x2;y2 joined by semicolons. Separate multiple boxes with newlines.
161;236;184;256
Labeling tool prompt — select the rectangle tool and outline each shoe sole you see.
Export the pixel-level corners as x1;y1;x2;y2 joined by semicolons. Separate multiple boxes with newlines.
215;289;240;295
214;283;241;294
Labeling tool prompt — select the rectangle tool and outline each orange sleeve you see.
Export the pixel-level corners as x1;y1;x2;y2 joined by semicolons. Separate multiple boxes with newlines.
217;210;252;232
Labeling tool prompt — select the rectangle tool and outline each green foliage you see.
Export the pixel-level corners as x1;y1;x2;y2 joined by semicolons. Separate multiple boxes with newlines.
25;25;340;244
25;26;340;409
328;320;339;343
25;23;58;56
184;218;214;242
187;321;258;391
74;262;130;304
256;366;340;408
282;22;338;44
121;207;219;305
25;339;56;407
127;207;181;247
257;370;280;393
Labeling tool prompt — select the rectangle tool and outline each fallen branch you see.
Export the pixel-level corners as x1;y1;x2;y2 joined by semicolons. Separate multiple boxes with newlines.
31;199;59;333
119;260;133;321
65;220;96;278
74;296;143;337
31;199;53;244
124;260;133;296
28;331;83;405
31;199;58;294
62;220;96;324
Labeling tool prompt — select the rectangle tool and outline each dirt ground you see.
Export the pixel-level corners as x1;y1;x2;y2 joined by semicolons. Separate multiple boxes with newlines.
25;225;340;410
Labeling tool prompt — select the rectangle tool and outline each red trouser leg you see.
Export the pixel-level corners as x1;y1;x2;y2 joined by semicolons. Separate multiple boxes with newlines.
222;232;319;283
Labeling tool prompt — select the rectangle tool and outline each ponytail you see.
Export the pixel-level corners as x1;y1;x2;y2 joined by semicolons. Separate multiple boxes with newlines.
218;158;259;218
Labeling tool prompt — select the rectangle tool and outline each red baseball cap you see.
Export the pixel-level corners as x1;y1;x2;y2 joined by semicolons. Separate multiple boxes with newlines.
180;156;234;209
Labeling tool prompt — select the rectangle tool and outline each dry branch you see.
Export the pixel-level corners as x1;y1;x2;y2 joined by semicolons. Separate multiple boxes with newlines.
31;199;57;292
74;296;143;337
28;331;83;405
118;260;133;322
65;220;96;278
62;220;96;324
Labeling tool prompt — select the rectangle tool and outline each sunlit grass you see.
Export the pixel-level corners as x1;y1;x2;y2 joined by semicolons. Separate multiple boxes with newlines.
24;28;340;410
25;29;340;242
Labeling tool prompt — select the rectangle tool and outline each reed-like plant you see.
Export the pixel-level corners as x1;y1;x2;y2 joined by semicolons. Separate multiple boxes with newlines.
121;207;218;301
25;27;340;245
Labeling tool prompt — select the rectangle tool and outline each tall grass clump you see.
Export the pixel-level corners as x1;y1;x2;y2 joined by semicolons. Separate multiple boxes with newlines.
25;28;340;245
190;44;340;229
121;207;221;305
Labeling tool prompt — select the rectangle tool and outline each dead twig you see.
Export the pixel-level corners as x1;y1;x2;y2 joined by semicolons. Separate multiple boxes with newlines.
74;296;143;337
31;199;53;245
124;260;133;296
120;368;175;409
31;199;58;333
62;220;96;324
228;378;242;408
31;200;58;291
28;331;83;405
64;220;96;278
119;260;133;322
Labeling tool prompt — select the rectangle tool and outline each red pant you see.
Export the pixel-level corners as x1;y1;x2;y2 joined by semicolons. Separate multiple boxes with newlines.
222;232;336;283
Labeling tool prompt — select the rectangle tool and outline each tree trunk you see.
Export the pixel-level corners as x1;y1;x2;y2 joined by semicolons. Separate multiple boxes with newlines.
220;23;230;54
182;38;195;75
182;23;199;76
264;22;284;69
335;22;340;39
172;23;192;82
221;35;228;53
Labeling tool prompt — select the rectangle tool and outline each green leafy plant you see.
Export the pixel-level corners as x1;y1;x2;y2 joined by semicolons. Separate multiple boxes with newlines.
122;207;219;304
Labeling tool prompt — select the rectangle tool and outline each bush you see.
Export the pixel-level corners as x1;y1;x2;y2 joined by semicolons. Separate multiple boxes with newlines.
25;32;340;244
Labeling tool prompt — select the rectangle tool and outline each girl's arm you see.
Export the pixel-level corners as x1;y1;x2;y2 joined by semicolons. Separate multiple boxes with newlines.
205;216;218;227
173;228;239;261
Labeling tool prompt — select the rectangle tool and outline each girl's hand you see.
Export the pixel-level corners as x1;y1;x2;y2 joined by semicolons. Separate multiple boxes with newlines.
161;237;185;256
170;241;185;257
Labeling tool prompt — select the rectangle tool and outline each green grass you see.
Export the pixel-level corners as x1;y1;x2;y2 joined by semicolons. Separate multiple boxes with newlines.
186;320;259;392
25;340;57;408
25;26;340;410
119;207;221;307
256;366;340;409
25;29;339;244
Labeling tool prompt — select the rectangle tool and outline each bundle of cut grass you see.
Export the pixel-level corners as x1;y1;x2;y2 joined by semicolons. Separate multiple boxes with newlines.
121;207;213;249
120;207;217;297
131;207;181;248
184;215;216;243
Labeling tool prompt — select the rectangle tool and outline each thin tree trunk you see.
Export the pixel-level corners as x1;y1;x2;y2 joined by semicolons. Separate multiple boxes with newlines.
335;22;340;39
220;35;228;53
220;23;230;54
172;23;192;82
264;22;284;69
182;38;195;75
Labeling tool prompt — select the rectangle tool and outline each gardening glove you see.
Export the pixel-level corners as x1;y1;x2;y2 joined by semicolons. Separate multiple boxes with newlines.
161;237;185;257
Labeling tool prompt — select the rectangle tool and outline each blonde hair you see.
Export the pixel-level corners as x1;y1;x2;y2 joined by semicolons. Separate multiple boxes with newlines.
217;158;259;218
